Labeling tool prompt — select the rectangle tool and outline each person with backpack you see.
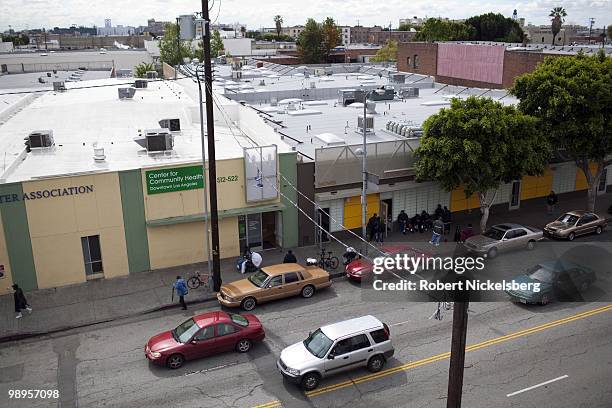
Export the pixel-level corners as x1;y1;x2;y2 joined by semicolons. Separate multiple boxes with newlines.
173;276;189;310
397;210;409;234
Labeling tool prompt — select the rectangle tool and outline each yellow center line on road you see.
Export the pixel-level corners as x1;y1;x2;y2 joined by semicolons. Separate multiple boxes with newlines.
252;303;612;407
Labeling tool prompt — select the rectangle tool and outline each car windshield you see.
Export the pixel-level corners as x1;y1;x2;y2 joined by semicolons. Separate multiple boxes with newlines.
557;214;578;224
483;228;506;241
173;318;200;343
303;328;333;358
528;266;555;283
230;313;249;327
248;270;270;288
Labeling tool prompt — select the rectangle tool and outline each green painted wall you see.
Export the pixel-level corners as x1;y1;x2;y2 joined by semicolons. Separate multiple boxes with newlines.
119;170;150;273
0;183;37;291
279;152;299;248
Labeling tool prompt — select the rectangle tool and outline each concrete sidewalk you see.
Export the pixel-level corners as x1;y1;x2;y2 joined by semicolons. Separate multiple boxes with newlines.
1;190;610;343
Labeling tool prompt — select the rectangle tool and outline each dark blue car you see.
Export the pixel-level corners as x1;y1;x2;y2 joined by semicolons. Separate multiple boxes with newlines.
506;260;596;305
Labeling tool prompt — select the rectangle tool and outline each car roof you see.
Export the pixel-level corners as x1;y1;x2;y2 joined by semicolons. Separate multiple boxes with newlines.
261;263;305;275
564;210;588;216
539;260;582;272
193;311;228;328
493;223;524;230
320;315;383;341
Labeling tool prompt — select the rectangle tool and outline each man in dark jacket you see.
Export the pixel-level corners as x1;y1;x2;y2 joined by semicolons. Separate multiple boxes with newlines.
367;214;380;242
173;276;189;310
397;210;409;234
283;250;297;263
12;284;32;319
546;191;558;214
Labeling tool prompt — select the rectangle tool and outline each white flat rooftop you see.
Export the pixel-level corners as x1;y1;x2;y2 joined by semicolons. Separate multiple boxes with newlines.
0;77;286;183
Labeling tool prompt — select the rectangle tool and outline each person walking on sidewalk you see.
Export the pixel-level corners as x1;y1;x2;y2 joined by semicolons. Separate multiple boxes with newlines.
12;284;32;319
547;191;558;215
173;276;189;310
397;210;409;234
429;217;444;246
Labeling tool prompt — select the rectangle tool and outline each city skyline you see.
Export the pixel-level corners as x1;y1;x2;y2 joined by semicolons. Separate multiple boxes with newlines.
1;0;611;32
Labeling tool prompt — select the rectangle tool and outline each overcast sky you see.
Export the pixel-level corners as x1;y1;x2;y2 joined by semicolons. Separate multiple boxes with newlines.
1;0;610;31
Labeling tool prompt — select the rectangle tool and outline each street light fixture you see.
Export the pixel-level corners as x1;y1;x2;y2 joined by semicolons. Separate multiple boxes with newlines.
361;88;386;251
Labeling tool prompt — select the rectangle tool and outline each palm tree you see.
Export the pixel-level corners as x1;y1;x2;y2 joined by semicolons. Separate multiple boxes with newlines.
274;15;283;39
549;7;567;45
240;26;246;38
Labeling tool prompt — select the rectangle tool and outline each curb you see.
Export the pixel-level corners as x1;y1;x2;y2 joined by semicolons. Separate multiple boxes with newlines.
0;272;348;344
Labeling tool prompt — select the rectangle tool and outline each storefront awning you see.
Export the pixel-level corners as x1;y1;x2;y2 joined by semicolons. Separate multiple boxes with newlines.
146;203;287;227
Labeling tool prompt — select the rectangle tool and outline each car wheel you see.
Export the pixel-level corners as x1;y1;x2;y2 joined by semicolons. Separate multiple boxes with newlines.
595;226;603;235
540;294;550;305
301;285;315;298
568;232;575;241
167;354;184;369
367;355;385;373
527;240;536;250
487;248;498;259
301;372;320;391
236;339;252;353
241;297;257;311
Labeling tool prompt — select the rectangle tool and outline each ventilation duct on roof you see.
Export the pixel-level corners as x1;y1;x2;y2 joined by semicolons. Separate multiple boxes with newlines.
134;79;148;89
145;71;158;79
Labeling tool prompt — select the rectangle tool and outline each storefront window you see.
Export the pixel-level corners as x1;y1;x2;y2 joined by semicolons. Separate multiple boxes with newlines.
81;235;103;277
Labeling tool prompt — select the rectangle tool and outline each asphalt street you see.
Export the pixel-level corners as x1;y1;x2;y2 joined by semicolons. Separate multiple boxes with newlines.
1;273;611;408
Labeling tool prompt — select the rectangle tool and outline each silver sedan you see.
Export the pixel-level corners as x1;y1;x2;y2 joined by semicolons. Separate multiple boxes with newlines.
464;223;544;258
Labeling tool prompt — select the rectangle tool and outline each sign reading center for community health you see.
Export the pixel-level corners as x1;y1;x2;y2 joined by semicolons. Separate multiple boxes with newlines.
146;166;204;195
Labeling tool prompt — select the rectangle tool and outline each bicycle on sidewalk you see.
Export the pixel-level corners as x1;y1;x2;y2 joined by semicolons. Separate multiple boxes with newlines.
317;249;339;270
187;270;211;290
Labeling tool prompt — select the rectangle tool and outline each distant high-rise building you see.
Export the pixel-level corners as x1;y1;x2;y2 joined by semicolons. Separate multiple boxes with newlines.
105;19;112;28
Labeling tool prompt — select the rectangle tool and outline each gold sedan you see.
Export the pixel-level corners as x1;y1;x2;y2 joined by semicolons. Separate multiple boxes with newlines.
217;263;332;311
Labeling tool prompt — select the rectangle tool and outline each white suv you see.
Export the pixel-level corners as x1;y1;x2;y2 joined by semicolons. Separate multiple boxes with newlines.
277;315;394;390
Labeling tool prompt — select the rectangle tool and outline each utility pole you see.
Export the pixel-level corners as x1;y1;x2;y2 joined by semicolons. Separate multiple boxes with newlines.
447;297;469;408
201;0;222;292
175;17;180;80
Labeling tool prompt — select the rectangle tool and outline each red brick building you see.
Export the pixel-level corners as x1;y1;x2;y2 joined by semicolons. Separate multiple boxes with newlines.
397;42;572;89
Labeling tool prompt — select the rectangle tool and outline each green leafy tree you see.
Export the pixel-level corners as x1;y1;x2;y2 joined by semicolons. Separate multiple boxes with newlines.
414;97;550;231
465;13;524;42
211;30;224;57
414;18;475;42
297;18;324;63
321;17;341;61
134;62;155;78
262;33;294;42
607;25;612;43
159;23;193;66
549;7;567;45
274;15;283;38
371;39;398;62
512;51;612;211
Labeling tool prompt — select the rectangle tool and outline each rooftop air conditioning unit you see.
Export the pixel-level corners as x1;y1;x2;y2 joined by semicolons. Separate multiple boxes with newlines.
400;87;419;98
144;128;173;152
357;115;374;133
27;130;54;149
232;70;242;80
310;81;316;89
286;102;297;111
145;71;158;79
270;97;278;106
339;89;356;106
390;73;406;84
159;118;181;132
53;81;66;92
118;87;136;99
134;79;148;89
117;69;133;78
259;79;266;86
366;101;377;114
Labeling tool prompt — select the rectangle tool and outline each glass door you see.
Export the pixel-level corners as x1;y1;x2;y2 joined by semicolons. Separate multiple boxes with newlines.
509;181;521;210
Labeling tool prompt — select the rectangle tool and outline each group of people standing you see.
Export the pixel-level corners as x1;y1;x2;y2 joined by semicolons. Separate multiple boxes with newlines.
366;213;387;243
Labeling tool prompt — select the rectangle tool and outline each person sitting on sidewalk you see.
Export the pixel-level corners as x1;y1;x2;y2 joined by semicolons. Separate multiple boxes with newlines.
173;276;189;310
397;210;409;234
12;284;32;319
429;217;444;246
283;250;297;263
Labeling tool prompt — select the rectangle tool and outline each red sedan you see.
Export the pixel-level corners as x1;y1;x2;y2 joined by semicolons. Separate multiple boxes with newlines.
145;311;265;369
346;244;431;282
